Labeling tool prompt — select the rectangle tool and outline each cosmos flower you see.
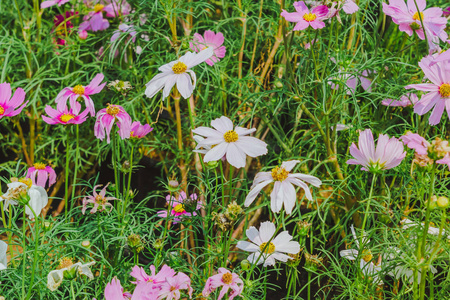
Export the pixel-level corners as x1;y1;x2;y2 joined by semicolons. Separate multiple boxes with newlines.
236;221;301;267
41;0;70;9
145;47;214;99
81;183;117;214
104;277;132;300
405;55;450;125
79;3;110;32
157;272;192;300
281;1;329;31
94;104;132;143
202;268;244;300
130;264;176;285
329;68;373;95
42;104;89;125
53;11;79;46
157;191;201;224
192;116;268;168
47;258;95;291
0;240;7;270
103;0;132;17
346;129;406;172
400;132;429;155
111;24;137;43
129;121;153;139
244;160;322;214
189;30;226;66
25;163;57;189
0;82;28;120
381;93;419;107
55;73;106;116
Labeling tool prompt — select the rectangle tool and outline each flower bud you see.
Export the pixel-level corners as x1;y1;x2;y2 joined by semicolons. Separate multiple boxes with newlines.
168;180;180;192
81;240;91;248
297;220;311;237
152;238;165;250
437;196;449;209
224;201;243;221
241;259;251;270
128;234;144;253
78;30;88;40
206;160;219;169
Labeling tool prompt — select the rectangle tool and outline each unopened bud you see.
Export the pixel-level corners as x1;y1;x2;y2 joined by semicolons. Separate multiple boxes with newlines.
241;259;251;270
81;240;91;248
128;234;144;253
437;196;449;209
168;180;180;192
206;161;219;169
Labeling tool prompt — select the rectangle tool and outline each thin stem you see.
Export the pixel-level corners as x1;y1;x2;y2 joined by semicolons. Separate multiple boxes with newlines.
112;129;120;200
21;209;27;300
123;145;134;221
25;205;39;300
70;124;80;213
64;127;70;221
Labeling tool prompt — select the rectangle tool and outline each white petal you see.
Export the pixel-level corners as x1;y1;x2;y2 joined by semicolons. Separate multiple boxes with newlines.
211;116;234;133
235;136;268;158
281;160;300;172
236;241;259;252
176;73;193;99
259;221;276;243
47;269;64;291
244;180;272;207
225;143;246;168
288;173;322;187
247;252;265;265
203;142;228;162
145;73;171;98
270;182;283;213
286;177;312;201
162;74;178;99
0;240;7;269
246;227;263;245
234;126;256;136
281;181;297;214
340;249;359;260
271;252;291;263
185;47;214;68
187;70;197;90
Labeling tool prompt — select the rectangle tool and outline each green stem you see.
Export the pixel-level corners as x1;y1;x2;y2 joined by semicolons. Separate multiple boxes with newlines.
70;125;79;213
64;128;70;221
25;205;39;300
123;145;134;221
21;209;27;300
112;130;120;200
70;280;76;300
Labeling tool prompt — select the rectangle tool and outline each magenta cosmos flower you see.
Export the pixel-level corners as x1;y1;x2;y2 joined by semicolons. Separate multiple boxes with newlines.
130;264;176;285
382;93;419;107
104;277;132;300
202;268;244;300
81;183;117;214
94;104;132;143
157;272;193;300
0;83;28;120
189;30;226;66
56;73;106;116
53;11;78;46
405;55;450;125
130;121;153;139
42;104;89;125
41;0;70;9
347;129;406;172
25;163;57;189
281;1;329;30
157;191;201;224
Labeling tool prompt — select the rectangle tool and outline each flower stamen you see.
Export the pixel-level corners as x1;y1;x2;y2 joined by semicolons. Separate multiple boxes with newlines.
106;104;120;116
439;83;450;97
412;11;424;21
271;166;289;182
58;257;74;269
73;85;85;95
223;130;239;143
0;106;4;115
361;249;373;263
33;163;46;170
303;13;317;22
173;203;186;213
259;242;276;254
172;62;187;74
222;272;233;285
60;113;75;123
94;4;104;13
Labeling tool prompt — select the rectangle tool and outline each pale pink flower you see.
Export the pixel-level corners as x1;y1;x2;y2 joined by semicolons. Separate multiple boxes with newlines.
244;160;322;214
157;272;192;300
202;268;244;300
111;24;137;43
94;104;132;143
55;73;106;116
103;0;132;17
346;129;406;172
105;277;132;300
81;183;117;214
79;4;110;32
130;282;159;300
192;116;268;169
405;55;450;125
0;83;28;119
304;39;316;49
400;132;429;155
382;93;419;107
25;163;57;189
129;121;153;139
189;30;226;66
436;154;450;170
130;264;176;285
42;104;89;125
157;192;201;224
281;1;329;31
41;0;70;9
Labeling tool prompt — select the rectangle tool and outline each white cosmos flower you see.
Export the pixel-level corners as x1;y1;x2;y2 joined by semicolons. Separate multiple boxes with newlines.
340;225;383;284
0;240;7;270
47;259;95;291
192;116;268;168
236;221;300;267
401;218;450;239
244;160;321;214
0;181;48;220
145;47;214;99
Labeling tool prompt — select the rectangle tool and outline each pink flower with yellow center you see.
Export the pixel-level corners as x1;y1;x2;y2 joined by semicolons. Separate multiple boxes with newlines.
202;268;244;300
81;183;117;214
189;30;226;66
55;73;106;116
25;163;57;189
42;104;89;125
94;104;132;143
0;83;28;120
129;121;153;139
281;1;329;31
157;191;201;224
130;264;175;285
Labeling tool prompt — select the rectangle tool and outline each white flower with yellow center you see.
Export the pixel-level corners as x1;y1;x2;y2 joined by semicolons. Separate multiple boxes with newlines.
145;47;214;99
244;160;321;214
236;221;301;267
47;258;95;291
192;116;268;168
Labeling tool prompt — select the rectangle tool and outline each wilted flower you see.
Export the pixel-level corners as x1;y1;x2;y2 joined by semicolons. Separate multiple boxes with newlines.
244;160;322;214
42;103;89;125
105;277;132;300
81;183;117;214
25;163;57;188
192;116;268;169
304;252;323;272
189;30;226;66
224;201;243;221
281;1;329;31
41;0;70;9
145;47;214;99
157;191;201;224
128;234;145;253
47;258;95;291
346;129;406;172
0;83;28;120
382;93;419;107
202;268;244;300
236;221;301;267
401;132;450;169
94;104;132;143
108;80;132;94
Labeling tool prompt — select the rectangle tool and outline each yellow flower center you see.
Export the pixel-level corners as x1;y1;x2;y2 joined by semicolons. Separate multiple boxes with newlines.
222;272;233;285
19;178;32;188
361;249;373;263
0;105;4;115
259;242;276;254
223;130;239;143
60;113;75;123
106;104;120;116
412;11;424;21
73;85;85;95
95;195;106;205
271;166;289;182
303;13;317;22
439;83;450;97
33;163;46;170
58;257;74;269
173;203;186;213
172;62;187;74
94;4;104;13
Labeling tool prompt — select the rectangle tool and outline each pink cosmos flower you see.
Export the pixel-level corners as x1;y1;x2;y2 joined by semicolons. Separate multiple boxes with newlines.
444;7;450;16
436;155;450;169
25;163;57;189
405;55;450;125
79;30;88;40
79;3;110;32
400;132;429;155
111;24;137;43
330;69;373;95
157;272;192;300
307;0;358;23
382;93;419;107
94;104;132;143
41;0;70;9
103;0;132;17
129;121;153;139
81;183;117;214
202;268;244;300
130;264;176;285
105;277;132;300
281;1;329;30
189;30;226;66
55;73;106;116
42;104;89;125
0;83;28;119
347;129;406;172
157;191;201;224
